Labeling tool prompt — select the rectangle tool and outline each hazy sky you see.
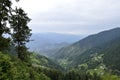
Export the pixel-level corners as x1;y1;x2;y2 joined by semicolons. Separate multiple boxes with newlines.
16;0;120;35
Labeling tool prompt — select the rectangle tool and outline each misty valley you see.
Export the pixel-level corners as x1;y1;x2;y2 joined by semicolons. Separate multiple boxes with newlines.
1;0;120;80
1;27;120;80
27;28;120;80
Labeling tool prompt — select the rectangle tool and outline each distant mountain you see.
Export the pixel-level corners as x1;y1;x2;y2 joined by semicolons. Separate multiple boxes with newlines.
73;36;120;70
27;33;84;57
54;27;120;71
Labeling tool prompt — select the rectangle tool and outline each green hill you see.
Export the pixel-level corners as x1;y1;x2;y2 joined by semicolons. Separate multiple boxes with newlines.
54;28;120;71
30;53;63;70
0;52;51;80
73;37;120;70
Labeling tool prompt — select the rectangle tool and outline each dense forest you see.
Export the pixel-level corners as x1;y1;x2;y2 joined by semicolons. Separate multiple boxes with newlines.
0;0;120;80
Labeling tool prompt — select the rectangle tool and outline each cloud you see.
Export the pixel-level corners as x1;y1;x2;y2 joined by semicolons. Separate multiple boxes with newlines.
18;0;120;35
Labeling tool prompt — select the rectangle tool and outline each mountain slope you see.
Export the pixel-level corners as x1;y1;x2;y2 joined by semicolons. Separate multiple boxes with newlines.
30;53;63;70
54;27;120;69
27;33;83;57
73;37;120;69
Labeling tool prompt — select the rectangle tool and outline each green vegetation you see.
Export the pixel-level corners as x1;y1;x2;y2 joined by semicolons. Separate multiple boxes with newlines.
54;28;120;68
0;0;11;52
10;7;31;62
0;52;50;80
53;28;120;79
0;51;104;80
30;53;63;70
102;73;120;80
0;0;120;80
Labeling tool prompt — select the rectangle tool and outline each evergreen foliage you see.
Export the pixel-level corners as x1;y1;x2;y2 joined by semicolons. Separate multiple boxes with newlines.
0;0;11;51
0;52;51;80
10;7;31;62
0;0;120;80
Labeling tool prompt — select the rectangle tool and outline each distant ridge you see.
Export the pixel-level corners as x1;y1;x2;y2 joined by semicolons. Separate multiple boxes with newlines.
54;27;120;70
27;33;83;56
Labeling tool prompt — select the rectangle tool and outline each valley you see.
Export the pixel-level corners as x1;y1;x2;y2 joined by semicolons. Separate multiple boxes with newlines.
28;28;120;80
1;0;120;79
1;27;120;80
27;33;84;57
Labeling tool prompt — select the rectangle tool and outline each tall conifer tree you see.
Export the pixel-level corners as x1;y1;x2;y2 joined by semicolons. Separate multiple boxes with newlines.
10;8;31;61
0;0;11;51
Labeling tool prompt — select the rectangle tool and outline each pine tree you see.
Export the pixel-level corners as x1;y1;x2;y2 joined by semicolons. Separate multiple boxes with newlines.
0;0;11;51
10;8;31;62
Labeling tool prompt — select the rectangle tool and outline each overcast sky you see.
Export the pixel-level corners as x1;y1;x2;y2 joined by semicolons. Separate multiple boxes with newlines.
16;0;120;35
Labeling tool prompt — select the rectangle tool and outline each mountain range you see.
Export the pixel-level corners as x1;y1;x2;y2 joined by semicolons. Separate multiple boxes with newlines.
27;33;84;56
53;27;120;73
1;27;120;80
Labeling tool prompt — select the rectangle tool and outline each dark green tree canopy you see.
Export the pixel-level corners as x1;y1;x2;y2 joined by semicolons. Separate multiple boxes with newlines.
10;8;31;61
0;0;12;51
0;0;31;61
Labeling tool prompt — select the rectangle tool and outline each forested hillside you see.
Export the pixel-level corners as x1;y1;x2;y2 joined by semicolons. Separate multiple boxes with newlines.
0;0;120;80
54;28;120;68
52;28;120;79
73;36;120;70
0;0;102;80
